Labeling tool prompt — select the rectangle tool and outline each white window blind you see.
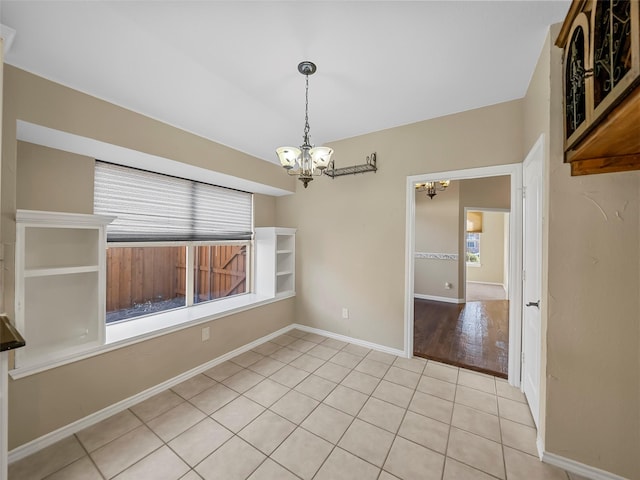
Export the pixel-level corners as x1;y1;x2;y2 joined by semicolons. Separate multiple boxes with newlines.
94;161;252;241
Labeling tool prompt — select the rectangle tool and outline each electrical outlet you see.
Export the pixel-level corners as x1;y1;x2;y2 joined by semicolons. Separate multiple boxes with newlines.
342;308;349;319
201;326;210;342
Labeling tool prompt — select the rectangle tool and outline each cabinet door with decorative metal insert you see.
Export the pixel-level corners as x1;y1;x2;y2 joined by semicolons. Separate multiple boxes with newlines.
564;12;592;149
591;0;640;120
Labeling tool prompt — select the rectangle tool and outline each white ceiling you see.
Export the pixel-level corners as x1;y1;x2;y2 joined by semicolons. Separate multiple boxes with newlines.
1;1;569;165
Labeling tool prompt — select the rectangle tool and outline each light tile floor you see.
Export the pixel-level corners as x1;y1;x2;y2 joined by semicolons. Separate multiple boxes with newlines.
9;329;572;480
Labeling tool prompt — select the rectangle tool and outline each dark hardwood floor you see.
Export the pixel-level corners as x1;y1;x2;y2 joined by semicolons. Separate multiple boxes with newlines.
414;298;509;378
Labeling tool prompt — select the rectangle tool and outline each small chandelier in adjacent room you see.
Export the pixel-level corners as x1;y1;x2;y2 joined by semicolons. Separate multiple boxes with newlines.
276;61;334;188
416;180;450;199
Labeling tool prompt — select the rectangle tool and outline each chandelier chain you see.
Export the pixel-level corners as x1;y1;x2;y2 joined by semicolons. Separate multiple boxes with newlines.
303;74;311;146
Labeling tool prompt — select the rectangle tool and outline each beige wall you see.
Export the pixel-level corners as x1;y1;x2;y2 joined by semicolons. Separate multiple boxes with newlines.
16;142;94;214
524;25;640;478
414;180;460;300
253;193;277;227
0;39;4;314
466;211;506;285
3;66;294;448
276;100;524;349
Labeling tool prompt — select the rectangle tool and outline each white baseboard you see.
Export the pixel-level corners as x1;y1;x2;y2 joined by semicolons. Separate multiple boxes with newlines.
466;281;505;288
8;324;294;464
536;434;545;459
535;420;626;479
541;450;630;480
8;323;405;463
290;324;406;358
414;293;464;304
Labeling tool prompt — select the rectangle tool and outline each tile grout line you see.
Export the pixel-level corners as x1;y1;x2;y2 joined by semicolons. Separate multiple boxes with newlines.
377;358;428;479
439;361;459;480
242;331;348;479
306;347;388;478
261;334;363;479
188;335;314;479
495;373;509;480
76;434;108;480
21;330;559;480
40;433;107;480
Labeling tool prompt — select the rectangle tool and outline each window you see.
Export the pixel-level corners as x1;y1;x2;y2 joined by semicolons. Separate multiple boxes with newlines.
466;232;481;264
193;244;248;304
95;162;252;323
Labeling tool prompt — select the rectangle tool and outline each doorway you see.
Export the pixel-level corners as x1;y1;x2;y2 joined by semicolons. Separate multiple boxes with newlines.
412;181;511;377
465;209;509;302
404;164;523;385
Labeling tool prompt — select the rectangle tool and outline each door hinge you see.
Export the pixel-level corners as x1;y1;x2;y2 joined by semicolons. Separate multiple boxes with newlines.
522;269;526;281
521;351;525;364
522;186;526;199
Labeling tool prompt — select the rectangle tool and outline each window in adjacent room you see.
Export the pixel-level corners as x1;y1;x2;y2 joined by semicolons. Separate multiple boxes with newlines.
466;210;482;265
466;232;481;264
94;161;252;323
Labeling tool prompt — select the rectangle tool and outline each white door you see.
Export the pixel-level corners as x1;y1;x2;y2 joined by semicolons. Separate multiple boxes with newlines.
522;137;543;428
0;36;8;480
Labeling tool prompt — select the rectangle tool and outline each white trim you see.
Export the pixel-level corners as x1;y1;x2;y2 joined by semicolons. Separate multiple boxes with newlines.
1;353;9;480
414;293;465;304
290;324;406;358
9;293;293;379
8;323;404;462
15;209;116;227
16;121;292;197
405;163;523;387
0;24;16;56
414;252;458;260
537;434;545;459
404;174;417;360
542;450;630;480
467;280;506;287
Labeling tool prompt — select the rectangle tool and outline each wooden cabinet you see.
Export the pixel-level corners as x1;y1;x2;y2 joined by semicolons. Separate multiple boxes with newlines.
556;0;640;175
255;227;296;298
14;210;114;373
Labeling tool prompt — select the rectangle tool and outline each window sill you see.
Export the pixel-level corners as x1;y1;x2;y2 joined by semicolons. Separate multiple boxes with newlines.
10;292;294;379
466;262;482;267
106;293;290;344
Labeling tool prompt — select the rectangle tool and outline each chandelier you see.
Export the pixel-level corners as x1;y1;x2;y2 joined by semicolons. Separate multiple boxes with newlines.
276;61;334;188
416;180;450;199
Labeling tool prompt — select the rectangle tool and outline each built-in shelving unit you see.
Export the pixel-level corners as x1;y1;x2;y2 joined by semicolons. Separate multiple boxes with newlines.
14;210;114;371
255;227;296;298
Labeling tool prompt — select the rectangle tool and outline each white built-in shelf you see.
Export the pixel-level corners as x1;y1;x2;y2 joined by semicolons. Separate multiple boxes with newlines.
255;227;296;298
14;209;114;372
24;265;99;278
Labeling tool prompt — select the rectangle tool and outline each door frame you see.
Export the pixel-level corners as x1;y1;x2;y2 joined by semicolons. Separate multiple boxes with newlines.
404;163;524;386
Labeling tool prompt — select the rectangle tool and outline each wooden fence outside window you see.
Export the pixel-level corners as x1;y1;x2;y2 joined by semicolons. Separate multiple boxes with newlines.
106;245;247;313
